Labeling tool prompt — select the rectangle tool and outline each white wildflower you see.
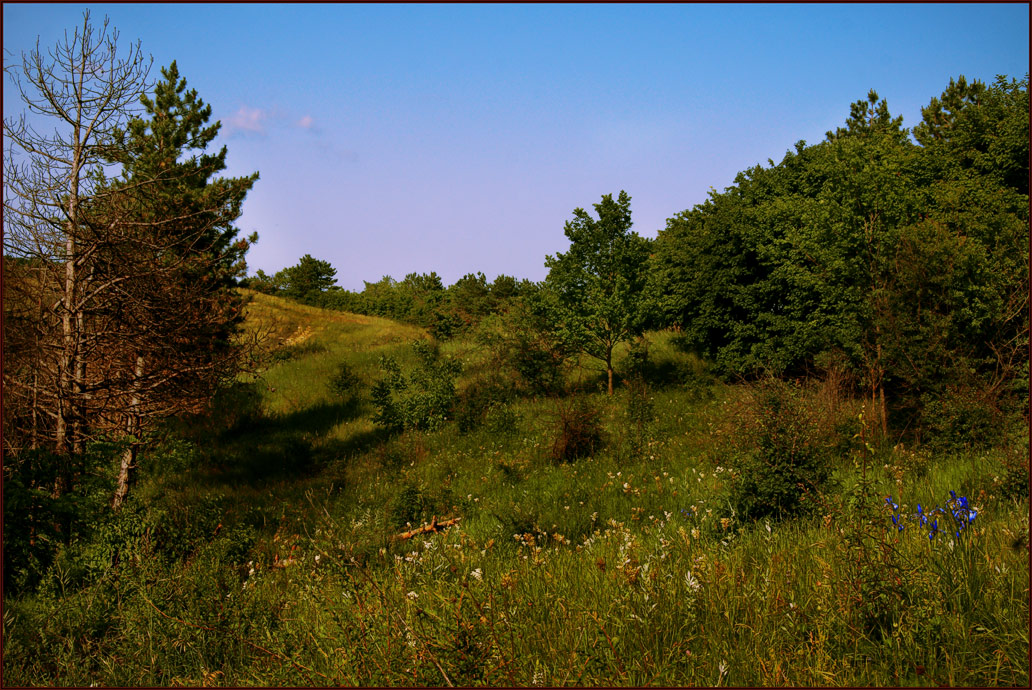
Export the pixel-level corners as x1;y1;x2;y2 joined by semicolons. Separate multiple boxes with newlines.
471;568;483;581
406;591;418;600
684;570;702;592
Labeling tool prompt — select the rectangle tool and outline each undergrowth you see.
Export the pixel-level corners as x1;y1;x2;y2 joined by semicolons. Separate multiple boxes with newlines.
3;294;1027;687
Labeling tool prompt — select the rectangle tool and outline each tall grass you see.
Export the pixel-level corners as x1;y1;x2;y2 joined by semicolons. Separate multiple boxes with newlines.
4;293;1027;686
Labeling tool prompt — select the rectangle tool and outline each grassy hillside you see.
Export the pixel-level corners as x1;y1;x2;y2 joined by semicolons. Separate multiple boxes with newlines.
3;291;1028;686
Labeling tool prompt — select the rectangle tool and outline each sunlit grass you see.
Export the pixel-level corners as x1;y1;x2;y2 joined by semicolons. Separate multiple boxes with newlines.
3;292;1027;687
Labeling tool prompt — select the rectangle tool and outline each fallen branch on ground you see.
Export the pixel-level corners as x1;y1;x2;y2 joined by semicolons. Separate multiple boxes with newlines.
396;515;461;540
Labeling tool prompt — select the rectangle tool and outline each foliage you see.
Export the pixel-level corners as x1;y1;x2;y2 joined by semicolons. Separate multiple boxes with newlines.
920;383;1002;452
650;76;1028;443
276;254;338;299
454;375;515;433
327;361;362;403
473;293;572;396
728;379;834;522
545;191;653;394
370;340;462;433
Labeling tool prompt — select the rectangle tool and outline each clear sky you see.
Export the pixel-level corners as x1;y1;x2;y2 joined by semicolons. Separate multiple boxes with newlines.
4;3;1029;290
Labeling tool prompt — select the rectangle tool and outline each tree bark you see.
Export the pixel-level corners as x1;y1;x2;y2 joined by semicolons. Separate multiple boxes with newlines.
113;354;144;510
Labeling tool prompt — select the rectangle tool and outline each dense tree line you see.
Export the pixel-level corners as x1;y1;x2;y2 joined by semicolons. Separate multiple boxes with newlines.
650;76;1028;441
247;259;532;338
258;75;1027;442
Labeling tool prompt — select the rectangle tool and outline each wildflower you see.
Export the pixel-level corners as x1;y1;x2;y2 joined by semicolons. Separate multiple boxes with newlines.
406;591;419;600
471;568;483;581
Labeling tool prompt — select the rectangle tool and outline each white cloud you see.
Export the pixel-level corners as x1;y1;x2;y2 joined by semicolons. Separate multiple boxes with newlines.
227;106;268;135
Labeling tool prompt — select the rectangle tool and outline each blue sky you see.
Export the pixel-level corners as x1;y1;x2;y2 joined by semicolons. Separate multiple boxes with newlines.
4;3;1029;290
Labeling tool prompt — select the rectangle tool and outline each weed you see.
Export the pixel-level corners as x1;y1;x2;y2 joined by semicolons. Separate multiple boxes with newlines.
550;395;604;463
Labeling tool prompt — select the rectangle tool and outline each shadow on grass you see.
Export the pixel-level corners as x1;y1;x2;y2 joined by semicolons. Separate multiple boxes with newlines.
197;396;390;487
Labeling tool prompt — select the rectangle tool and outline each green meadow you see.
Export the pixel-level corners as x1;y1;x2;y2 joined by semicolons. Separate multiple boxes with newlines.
3;290;1027;687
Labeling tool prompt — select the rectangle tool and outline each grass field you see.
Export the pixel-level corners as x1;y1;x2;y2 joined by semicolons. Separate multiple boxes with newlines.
3;291;1028;687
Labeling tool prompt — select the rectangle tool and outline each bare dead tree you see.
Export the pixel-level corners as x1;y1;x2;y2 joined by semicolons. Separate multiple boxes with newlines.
3;12;151;490
5;18;259;512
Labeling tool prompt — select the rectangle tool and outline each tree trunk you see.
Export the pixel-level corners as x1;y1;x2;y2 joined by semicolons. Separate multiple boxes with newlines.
113;355;144;510
606;346;614;396
878;382;888;441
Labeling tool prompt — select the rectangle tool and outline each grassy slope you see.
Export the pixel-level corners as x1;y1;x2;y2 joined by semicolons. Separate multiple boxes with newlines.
3;291;1028;687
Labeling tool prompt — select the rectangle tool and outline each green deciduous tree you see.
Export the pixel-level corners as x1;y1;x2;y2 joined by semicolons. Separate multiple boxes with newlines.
545;191;653;395
651;77;1028;442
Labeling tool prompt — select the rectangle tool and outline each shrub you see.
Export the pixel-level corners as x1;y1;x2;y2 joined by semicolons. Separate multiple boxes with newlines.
921;384;1001;452
371;340;462;433
454;376;514;433
728;378;833;522
327;361;362;402
474;304;570;396
550;395;604;463
998;447;1030;500
389;484;458;529
375;430;428;469
484;402;522;437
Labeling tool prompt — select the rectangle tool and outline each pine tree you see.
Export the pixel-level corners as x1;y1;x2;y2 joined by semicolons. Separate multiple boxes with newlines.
101;62;259;508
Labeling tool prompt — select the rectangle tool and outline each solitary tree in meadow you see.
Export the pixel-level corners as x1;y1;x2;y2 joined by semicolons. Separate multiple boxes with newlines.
544;191;653;395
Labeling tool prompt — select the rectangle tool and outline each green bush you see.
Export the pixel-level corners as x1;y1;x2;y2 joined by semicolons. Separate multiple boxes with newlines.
327;361;362;402
728;379;833;522
475;306;570;396
921;384;1001;452
371;340;462;433
484;401;522;437
389;484;458;529
621;377;655;462
998;447;1030;500
454;375;515;433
